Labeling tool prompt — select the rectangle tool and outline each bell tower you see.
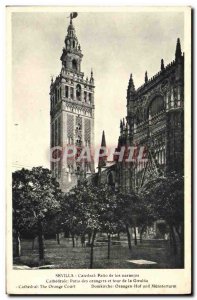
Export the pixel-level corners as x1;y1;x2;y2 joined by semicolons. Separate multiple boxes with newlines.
60;16;83;73
50;13;95;192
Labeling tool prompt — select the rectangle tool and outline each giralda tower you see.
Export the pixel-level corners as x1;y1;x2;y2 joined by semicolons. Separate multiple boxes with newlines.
50;13;95;192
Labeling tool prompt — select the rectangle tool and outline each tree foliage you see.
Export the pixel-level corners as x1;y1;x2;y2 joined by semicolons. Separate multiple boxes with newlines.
13;167;62;259
140;172;184;227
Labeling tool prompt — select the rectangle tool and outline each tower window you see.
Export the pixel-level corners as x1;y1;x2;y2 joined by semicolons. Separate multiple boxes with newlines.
76;136;81;146
76;123;81;131
66;39;70;48
89;93;92;103
72;59;77;71
65;85;68;98
84;91;87;102
70;87;74;99
73;41;75;48
76;84;81;101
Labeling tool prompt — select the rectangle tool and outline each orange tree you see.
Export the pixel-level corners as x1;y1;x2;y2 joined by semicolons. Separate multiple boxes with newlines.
114;190;139;249
12;167;62;262
141;172;184;260
61;181;124;267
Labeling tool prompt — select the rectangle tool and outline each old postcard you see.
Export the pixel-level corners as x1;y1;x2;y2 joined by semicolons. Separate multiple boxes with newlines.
6;6;192;295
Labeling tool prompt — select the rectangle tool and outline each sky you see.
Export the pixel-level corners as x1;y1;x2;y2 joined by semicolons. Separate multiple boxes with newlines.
11;9;184;170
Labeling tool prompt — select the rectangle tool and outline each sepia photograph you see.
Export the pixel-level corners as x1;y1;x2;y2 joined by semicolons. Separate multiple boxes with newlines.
7;6;191;294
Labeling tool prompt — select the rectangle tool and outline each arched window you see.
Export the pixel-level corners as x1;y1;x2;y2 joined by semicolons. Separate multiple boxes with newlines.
107;172;114;187
84;91;87;102
149;96;164;118
65;85;68;98
72;59;77;71
70;87;74;99
76;135;81;146
66;40;70;50
136;108;144;124
76;84;81;101
89;93;92;103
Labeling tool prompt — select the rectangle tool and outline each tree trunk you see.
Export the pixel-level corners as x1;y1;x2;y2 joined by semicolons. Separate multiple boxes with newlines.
107;234;111;259
90;230;97;269
140;225;146;244
15;229;21;257
117;232;120;241
88;232;92;245
126;224;132;250
72;234;75;248
170;225;177;255
134;226;137;245
56;233;60;245
38;220;44;261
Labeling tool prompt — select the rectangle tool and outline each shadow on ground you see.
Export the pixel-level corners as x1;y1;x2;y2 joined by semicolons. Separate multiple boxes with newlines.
13;237;183;269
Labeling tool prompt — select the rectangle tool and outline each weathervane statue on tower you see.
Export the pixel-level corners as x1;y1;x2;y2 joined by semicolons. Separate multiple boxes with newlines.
69;12;78;23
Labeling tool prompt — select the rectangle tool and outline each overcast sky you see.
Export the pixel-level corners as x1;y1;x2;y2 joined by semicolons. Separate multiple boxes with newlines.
12;9;184;170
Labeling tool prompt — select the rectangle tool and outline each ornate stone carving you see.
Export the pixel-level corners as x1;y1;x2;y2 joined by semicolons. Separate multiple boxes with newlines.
67;114;74;139
84;118;91;144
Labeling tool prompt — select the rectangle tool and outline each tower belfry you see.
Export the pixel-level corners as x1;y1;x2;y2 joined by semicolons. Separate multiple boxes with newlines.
50;13;95;192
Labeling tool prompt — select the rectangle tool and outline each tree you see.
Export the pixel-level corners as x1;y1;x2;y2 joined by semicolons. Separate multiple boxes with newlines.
61;181;138;266
135;193;156;244
61;180;101;267
61;181;123;266
115;190;139;249
12;167;62;263
95;185;118;259
141;172;184;261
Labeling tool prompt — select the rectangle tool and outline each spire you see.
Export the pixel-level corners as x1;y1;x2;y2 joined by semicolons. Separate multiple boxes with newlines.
145;71;148;83
127;73;136;102
98;131;107;168
120;120;123;134
161;59;165;71
67;18;76;38
67;12;78;36
61;12;83;70
128;73;135;92
90;68;94;84
175;38;182;60
125;122;128;135
101;130;106;147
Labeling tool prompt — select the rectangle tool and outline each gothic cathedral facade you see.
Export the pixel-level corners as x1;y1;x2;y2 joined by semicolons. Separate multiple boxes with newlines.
96;38;184;194
50;17;95;192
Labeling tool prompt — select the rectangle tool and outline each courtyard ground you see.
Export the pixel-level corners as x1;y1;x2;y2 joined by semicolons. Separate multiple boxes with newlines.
13;235;183;269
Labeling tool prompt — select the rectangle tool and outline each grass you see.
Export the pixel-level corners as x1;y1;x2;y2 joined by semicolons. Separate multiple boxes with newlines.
13;236;183;269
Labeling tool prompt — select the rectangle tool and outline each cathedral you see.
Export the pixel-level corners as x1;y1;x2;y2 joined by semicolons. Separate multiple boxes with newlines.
50;14;95;192
97;38;184;193
50;14;184;196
